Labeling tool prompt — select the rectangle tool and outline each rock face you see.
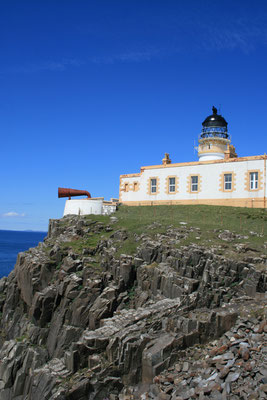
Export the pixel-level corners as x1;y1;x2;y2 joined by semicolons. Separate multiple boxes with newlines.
137;308;267;400
0;215;266;400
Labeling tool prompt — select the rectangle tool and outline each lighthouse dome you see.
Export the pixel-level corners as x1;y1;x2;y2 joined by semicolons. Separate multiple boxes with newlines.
202;106;227;128
201;106;229;139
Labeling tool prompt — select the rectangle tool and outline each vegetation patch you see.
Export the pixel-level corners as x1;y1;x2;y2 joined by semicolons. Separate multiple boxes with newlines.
114;204;266;237
15;335;28;342
57;204;266;262
114;236;138;257
111;205;267;260
62;234;104;254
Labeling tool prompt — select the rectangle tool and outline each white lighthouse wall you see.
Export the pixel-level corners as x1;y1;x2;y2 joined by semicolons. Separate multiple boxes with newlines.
120;157;265;208
198;153;225;161
63;199;103;216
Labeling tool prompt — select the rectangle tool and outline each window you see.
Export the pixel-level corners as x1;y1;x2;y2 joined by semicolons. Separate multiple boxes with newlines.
191;176;198;192
169;177;176;193
224;174;232;190
220;171;235;193
187;174;201;194
250;172;258;190
133;182;138;192
150;178;157;193
124;183;129;192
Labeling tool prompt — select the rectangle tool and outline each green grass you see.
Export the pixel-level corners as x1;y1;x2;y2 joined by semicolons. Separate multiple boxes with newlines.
62;232;109;254
83;260;102;272
58;204;267;261
15;335;28;342
112;205;267;260
115;238;139;257
61;214;111;226
114;204;267;236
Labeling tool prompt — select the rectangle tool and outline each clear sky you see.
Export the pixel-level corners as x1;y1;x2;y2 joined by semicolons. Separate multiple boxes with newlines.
1;0;267;231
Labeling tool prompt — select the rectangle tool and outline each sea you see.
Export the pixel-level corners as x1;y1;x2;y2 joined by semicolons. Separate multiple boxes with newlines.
0;230;47;279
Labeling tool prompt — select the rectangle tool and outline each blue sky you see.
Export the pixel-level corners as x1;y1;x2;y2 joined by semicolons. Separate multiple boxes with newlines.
0;0;267;231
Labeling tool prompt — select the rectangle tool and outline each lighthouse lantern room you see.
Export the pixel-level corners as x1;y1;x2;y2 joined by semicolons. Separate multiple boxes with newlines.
197;106;237;161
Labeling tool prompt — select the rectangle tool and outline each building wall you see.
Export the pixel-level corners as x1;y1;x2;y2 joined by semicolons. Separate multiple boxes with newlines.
64;199;103;216
120;156;266;208
63;199;117;216
102;203;117;215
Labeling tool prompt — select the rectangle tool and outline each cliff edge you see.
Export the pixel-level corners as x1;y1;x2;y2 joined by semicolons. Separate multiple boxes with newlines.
0;205;266;399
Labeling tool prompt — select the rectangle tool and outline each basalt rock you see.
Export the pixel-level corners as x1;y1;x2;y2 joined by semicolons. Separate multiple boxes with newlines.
0;215;266;399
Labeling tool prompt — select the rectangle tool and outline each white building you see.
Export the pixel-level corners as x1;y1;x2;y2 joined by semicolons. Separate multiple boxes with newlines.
120;107;267;208
63;197;118;216
59;187;119;216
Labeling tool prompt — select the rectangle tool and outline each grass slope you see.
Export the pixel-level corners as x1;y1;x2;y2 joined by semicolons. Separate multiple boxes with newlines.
113;205;267;260
63;205;267;263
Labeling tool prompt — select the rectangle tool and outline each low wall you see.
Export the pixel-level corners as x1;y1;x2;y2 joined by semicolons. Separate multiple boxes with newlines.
63;199;103;216
122;197;266;208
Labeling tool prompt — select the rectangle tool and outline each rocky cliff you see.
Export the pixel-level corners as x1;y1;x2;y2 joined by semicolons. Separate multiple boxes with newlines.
0;211;266;400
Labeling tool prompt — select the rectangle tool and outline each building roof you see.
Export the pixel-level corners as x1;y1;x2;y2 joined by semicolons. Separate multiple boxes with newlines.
119;155;266;178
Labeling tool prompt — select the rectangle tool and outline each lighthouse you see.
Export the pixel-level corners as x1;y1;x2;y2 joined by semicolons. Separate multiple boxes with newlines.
197;106;237;161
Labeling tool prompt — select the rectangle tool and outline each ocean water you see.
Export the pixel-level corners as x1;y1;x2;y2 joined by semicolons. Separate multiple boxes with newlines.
0;230;47;279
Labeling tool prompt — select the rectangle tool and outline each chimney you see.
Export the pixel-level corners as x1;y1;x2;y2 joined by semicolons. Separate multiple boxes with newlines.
162;153;171;165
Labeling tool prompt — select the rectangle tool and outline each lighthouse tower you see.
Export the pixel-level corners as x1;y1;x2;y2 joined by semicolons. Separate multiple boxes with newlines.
198;106;237;161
